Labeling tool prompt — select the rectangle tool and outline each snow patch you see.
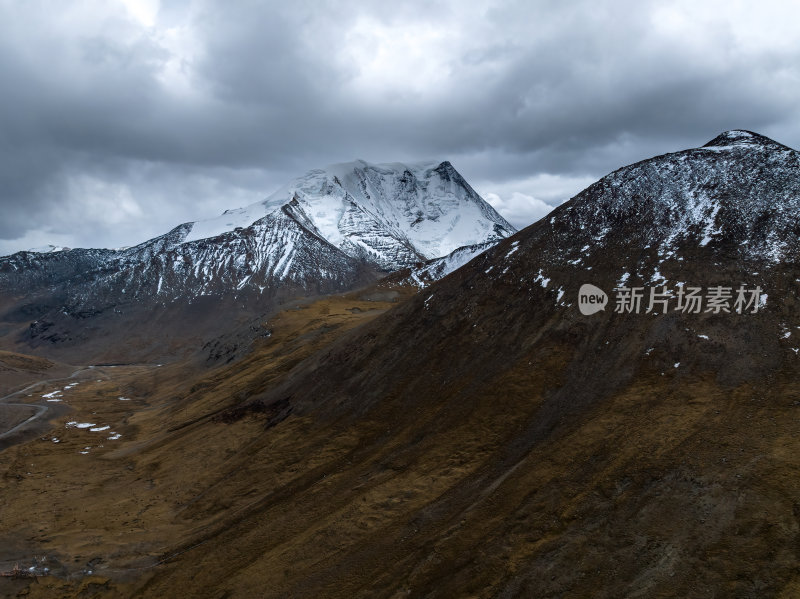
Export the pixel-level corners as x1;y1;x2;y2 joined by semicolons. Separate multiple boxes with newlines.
66;422;96;429
533;269;550;289
698;202;722;247
505;241;520;258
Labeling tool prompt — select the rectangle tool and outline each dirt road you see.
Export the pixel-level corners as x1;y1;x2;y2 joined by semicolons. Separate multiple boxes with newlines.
0;367;102;445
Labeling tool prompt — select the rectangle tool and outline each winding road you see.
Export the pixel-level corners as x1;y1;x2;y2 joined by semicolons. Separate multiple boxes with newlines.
0;366;101;442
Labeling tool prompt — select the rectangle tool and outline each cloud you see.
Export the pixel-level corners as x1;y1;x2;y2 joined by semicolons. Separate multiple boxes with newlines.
1;0;800;254
483;192;555;229
477;172;597;229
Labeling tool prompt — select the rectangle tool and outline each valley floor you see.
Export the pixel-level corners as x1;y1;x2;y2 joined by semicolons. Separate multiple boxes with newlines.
0;290;410;598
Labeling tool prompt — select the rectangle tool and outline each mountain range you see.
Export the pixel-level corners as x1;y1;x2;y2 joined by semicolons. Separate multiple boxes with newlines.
165;129;797;597
2;131;800;598
0;159;513;361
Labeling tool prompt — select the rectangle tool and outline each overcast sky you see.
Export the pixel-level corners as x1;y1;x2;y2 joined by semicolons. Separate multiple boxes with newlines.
1;0;799;255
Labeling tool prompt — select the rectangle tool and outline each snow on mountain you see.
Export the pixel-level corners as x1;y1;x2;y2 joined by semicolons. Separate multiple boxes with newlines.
448;130;800;317
0;159;514;322
395;241;498;288
60;208;373;302
557;130;800;265
25;245;69;253
181;160;514;270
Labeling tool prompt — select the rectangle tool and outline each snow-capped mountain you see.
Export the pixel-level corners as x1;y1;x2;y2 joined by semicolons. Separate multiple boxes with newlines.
1;160;512;298
555;129;800;266
183;160;513;271
0;159;513;358
457;130;800;321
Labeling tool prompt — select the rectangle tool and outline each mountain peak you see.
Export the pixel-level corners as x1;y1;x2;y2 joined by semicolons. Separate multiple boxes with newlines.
323;159;443;177
701;129;786;150
181;159;514;269
554;130;800;266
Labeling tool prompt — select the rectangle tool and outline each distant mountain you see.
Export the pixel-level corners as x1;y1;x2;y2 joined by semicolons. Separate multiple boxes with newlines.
388;241;498;288
183;159;514;271
0;159;513;361
214;131;800;597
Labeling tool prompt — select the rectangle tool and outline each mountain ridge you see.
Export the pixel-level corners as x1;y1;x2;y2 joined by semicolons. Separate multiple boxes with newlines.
0;159;513;361
178;159;513;269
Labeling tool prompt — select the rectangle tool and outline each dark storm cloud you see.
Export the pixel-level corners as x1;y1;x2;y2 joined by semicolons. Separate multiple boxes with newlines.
1;0;799;252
